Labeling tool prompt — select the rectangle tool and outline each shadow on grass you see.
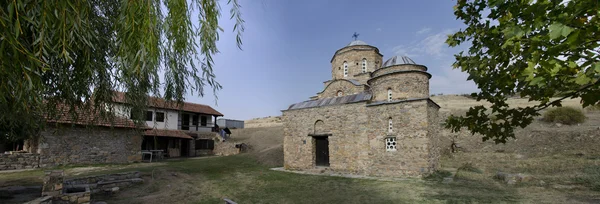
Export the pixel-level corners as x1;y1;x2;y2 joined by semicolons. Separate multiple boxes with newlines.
421;178;521;203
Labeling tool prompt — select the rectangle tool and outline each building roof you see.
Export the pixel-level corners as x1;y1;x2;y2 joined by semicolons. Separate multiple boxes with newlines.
347;40;368;46
287;92;372;110
382;55;417;67
46;104;138;128
112;92;223;116
143;129;193;139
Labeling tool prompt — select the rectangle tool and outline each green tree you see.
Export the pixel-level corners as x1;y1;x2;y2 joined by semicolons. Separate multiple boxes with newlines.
0;0;244;142
446;0;599;143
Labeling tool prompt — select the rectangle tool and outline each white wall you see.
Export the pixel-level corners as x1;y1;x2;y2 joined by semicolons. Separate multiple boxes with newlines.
110;104;179;130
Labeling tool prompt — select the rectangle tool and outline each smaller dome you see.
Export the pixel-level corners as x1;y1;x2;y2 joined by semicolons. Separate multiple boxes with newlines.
347;40;368;46
382;55;416;67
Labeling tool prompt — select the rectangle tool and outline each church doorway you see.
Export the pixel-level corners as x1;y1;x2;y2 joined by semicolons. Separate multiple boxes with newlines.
314;136;330;166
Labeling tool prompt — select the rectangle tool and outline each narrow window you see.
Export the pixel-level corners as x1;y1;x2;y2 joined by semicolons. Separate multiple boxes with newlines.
192;115;199;130
155;112;165;122
362;58;367;73
201;116;208;126
388;117;393;133
337;90;343;97
386;137;397;151
387;88;392;101
145;111;153;121
343;61;348;77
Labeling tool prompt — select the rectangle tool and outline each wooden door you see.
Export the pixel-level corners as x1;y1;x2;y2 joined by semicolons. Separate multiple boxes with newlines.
315;137;329;166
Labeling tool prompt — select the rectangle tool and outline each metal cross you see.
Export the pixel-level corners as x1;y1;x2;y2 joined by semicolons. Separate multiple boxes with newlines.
352;32;360;41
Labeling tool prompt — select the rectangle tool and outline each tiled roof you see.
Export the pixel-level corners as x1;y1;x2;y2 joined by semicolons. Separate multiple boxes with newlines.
112;92;223;116
45;104;138;128
287;92;372;110
143;129;193;139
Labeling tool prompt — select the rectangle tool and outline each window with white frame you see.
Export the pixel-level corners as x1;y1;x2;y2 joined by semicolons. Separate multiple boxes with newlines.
388;117;393;133
362;59;367;73
387;88;392;101
343;61;348;77
385;137;397;151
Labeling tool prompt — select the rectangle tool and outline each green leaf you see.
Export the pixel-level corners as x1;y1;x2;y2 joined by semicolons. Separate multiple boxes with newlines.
575;74;591;85
594;62;600;73
548;23;573;39
530;77;544;86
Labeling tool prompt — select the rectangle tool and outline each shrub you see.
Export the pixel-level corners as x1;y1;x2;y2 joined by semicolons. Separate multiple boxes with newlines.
542;106;586;125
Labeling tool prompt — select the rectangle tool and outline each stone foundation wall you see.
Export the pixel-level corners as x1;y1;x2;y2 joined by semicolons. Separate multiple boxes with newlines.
39;126;142;166
0;153;40;170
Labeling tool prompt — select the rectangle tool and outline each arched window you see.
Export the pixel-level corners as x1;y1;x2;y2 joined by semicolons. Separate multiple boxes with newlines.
337;90;343;97
362;58;367;73
343;61;348;77
388;117;393;133
387;88;392;101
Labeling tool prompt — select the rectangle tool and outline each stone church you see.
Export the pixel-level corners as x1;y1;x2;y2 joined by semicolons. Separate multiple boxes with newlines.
282;39;441;177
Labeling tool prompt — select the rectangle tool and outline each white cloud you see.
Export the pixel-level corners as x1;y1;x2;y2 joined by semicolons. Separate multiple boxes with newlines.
392;29;454;57
416;27;432;35
390;29;478;95
376;28;382;32
429;63;479;95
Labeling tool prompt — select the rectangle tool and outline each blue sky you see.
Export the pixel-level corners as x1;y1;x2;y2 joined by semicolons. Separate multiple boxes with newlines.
186;0;478;120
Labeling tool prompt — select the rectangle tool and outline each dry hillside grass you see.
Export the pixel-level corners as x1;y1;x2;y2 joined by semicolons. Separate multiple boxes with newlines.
227;127;284;167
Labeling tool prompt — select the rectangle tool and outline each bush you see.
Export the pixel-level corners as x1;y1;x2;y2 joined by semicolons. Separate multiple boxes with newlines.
542;106;586;125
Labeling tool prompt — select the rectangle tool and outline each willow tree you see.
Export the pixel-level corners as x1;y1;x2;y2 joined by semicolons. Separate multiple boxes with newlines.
446;0;599;143
0;0;244;142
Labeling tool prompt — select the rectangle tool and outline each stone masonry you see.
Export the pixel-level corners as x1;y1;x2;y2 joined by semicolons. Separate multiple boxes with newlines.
0;153;40;170
38;126;142;166
283;39;440;178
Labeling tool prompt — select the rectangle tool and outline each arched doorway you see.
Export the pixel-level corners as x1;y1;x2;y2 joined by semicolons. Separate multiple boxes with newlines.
311;120;329;166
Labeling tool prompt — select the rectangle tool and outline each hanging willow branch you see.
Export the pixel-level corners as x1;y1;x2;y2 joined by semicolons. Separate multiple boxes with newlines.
0;0;244;142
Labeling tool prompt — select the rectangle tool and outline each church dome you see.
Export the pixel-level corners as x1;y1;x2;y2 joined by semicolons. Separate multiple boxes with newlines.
347;40;368;46
382;55;416;67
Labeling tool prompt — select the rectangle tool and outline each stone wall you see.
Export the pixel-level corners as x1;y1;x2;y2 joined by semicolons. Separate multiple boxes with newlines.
39;126;142;166
331;45;383;82
0;153;40;170
426;101;441;170
283;102;370;173
368;72;430;101
317;79;367;99
283;99;438;177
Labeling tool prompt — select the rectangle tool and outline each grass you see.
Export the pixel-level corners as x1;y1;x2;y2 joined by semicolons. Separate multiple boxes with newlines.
4;154;600;203
573;166;600;191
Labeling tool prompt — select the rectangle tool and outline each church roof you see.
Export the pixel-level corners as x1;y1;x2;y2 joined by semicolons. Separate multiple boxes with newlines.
382;55;417;67
287;92;372;110
347;40;368;46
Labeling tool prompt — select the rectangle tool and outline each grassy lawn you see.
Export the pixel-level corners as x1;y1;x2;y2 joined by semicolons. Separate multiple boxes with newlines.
2;154;599;204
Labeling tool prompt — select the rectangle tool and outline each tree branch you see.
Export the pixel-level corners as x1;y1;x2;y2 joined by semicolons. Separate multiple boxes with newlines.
534;79;600;112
